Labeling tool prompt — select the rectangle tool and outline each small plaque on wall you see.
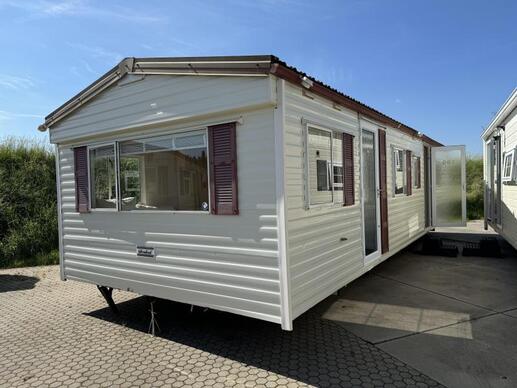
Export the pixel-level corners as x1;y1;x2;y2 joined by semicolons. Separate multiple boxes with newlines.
136;246;155;258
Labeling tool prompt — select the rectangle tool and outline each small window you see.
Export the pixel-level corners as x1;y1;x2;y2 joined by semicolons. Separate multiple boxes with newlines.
393;148;406;195
502;150;515;182
306;127;345;206
89;144;117;209
118;131;209;211
316;159;330;191
412;156;421;189
333;163;344;190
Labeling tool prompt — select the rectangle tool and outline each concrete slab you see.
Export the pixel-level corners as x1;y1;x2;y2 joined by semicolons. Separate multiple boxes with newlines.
374;252;517;312
322;274;490;343
432;219;496;235
378;313;517;388
503;308;517;318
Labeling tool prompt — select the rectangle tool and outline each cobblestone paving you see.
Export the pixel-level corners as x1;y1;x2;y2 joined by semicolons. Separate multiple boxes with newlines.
0;266;443;387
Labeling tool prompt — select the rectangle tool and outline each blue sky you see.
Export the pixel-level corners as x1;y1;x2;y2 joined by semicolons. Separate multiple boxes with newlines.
0;0;516;154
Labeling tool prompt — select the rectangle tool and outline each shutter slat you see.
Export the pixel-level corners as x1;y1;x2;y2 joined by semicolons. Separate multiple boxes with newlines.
74;146;89;213
342;133;355;206
208;122;239;215
406;150;412;196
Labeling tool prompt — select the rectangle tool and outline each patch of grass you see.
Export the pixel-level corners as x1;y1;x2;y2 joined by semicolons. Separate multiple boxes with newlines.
7;250;60;269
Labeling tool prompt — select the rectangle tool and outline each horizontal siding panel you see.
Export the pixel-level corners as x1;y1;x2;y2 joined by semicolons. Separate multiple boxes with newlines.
284;82;364;318
51;75;273;143
500;112;517;249
65;271;281;322
57;106;282;323
284;81;431;320
65;260;279;301
65;253;279;291
385;127;426;250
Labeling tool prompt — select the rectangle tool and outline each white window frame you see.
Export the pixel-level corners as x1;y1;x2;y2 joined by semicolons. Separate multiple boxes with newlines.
502;149;515;183
118;129;210;214
88;142;119;212
412;155;421;189
392;146;407;197
85;128;211;214
304;122;349;208
332;161;344;191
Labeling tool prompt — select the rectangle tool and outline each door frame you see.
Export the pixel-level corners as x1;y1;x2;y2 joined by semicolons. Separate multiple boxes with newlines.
424;145;432;227
360;125;382;264
486;136;502;227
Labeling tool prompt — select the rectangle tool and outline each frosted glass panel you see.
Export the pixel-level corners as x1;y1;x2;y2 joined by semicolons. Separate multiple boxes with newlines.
362;130;377;255
433;147;464;225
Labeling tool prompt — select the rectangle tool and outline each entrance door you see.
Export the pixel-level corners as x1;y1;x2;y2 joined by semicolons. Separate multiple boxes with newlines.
431;145;466;227
362;129;381;262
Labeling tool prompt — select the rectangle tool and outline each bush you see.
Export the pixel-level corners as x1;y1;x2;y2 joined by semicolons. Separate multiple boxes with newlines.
0;137;58;268
466;156;484;220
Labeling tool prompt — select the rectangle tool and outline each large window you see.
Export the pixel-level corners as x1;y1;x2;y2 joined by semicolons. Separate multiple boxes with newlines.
118;131;209;211
88;130;209;212
393;148;406;195
89;144;117;209
306;126;343;206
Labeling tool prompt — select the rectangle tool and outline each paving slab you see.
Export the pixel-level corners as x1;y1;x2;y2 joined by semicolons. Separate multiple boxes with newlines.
503;308;517;318
374;252;517;312
321;273;490;343
378;313;517;388
0;265;442;388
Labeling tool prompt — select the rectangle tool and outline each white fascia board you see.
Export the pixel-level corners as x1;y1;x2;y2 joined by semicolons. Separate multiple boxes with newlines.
481;87;517;140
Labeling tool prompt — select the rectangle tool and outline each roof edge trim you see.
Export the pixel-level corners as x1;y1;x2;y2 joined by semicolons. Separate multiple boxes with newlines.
481;87;517;140
39;55;442;146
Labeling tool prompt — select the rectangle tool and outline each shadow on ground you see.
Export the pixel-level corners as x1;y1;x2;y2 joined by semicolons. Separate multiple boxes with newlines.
0;274;39;293
86;296;441;387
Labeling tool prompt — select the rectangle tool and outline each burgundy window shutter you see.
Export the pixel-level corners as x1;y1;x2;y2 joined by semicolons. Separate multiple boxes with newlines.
74;146;90;213
342;133;355;206
406;150;412;196
208;122;239;215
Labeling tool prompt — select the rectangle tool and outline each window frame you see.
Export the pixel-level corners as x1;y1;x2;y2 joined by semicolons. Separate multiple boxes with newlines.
304;121;350;209
87;142;119;212
412;155;421;189
332;161;344;191
392;146;407;197
502;149;515;183
86;128;211;214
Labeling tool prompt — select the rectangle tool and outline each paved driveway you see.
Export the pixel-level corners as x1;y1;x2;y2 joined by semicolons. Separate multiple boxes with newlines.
0;265;441;388
324;227;517;388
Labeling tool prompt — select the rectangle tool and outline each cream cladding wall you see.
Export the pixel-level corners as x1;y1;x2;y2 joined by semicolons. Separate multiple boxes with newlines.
53;74;282;324
283;83;363;319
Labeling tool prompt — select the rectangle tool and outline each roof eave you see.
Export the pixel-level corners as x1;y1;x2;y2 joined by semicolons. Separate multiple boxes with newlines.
39;54;442;147
481;87;517;140
269;62;442;146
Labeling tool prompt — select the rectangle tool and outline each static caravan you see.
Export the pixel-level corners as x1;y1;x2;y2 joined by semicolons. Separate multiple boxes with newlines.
38;55;466;330
482;87;517;248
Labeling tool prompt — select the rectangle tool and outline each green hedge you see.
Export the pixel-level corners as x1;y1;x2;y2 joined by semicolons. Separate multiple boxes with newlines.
466;156;484;220
0;138;59;268
0;137;488;268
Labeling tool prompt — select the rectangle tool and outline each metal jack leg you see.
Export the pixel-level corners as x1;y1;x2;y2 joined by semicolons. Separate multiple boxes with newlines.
147;297;161;336
97;286;119;315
